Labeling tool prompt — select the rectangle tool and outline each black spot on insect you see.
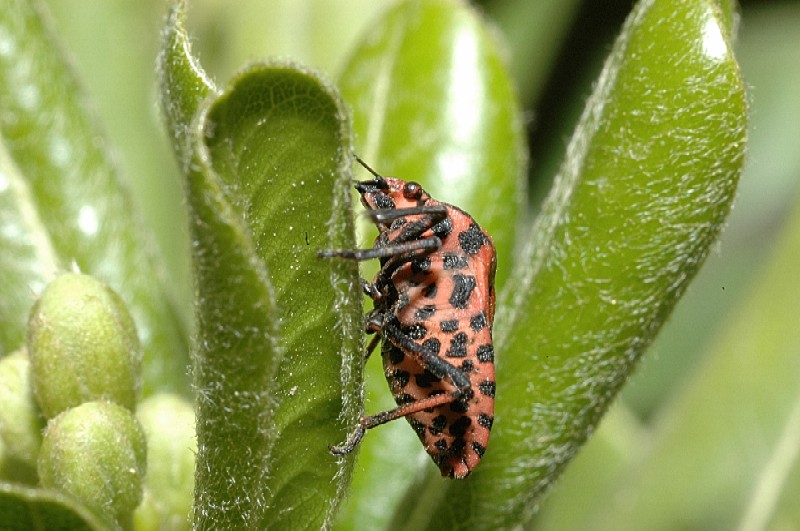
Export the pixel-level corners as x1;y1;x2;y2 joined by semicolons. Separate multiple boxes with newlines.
443;254;469;270
478;413;494;430
392;369;410;389
472;441;486;457
450;275;476;309
434;438;448;452
403;323;428;340
422;338;441;356
415;369;441;388
374;194;394;210
470;312;487;332
390;218;407;231
410;419;427;438
449;398;470;413
479;380;496;398
460;359;474;372
411;256;431;275
401;220;429;241
397;393;415;405
432;217;453;239
449;437;466;454
446;332;468;358
414;305;437;320
387;344;405;364
476;344;494;363
440;319;459;333
449;416;471;437
430;415;447;435
459;222;488;255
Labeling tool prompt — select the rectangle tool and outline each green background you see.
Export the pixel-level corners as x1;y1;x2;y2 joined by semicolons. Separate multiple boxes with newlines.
3;0;798;528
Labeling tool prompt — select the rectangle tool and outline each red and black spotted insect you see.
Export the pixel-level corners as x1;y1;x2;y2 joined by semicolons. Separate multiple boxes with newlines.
319;157;496;479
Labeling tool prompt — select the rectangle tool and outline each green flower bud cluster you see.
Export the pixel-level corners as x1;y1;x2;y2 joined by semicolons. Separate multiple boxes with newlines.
1;273;198;528
31;273;147;523
1;273;147;525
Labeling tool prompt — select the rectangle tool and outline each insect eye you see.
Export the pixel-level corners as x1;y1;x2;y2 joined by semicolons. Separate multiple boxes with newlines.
403;182;423;200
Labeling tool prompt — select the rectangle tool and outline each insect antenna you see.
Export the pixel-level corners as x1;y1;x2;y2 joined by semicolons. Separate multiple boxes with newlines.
354;155;384;179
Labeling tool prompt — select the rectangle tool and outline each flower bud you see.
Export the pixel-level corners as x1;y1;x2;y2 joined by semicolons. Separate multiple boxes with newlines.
38;401;147;522
0;349;43;467
27;273;142;418
133;393;196;530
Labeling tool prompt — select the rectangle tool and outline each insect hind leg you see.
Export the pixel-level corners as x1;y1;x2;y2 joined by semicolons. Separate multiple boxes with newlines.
329;321;472;456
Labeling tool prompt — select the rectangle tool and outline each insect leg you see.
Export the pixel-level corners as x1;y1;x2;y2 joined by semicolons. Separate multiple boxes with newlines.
382;320;471;394
330;321;472;455
364;334;382;361
364;205;448;224
330;390;461;455
317;237;440;261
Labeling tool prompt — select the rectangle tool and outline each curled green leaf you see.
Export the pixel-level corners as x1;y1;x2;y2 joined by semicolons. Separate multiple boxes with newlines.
159;5;361;528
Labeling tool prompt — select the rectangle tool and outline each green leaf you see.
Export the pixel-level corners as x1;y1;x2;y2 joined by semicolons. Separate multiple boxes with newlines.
484;0;583;105
0;141;58;355
585;198;800;530
0;0;189;395
333;2;526;526
159;4;361;528
394;0;747;528
338;0;526;289
157;1;216;168
0;482;111;531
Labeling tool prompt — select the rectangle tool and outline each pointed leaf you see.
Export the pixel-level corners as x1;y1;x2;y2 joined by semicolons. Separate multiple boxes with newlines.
157;1;216;167
338;0;526;288
590;198;800;530
334;2;526;526
397;0;748;528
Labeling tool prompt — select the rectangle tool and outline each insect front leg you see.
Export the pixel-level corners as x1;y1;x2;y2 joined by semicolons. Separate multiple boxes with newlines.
317;236;441;262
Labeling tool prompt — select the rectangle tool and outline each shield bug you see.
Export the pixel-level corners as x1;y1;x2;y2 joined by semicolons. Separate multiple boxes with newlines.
319;157;496;479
